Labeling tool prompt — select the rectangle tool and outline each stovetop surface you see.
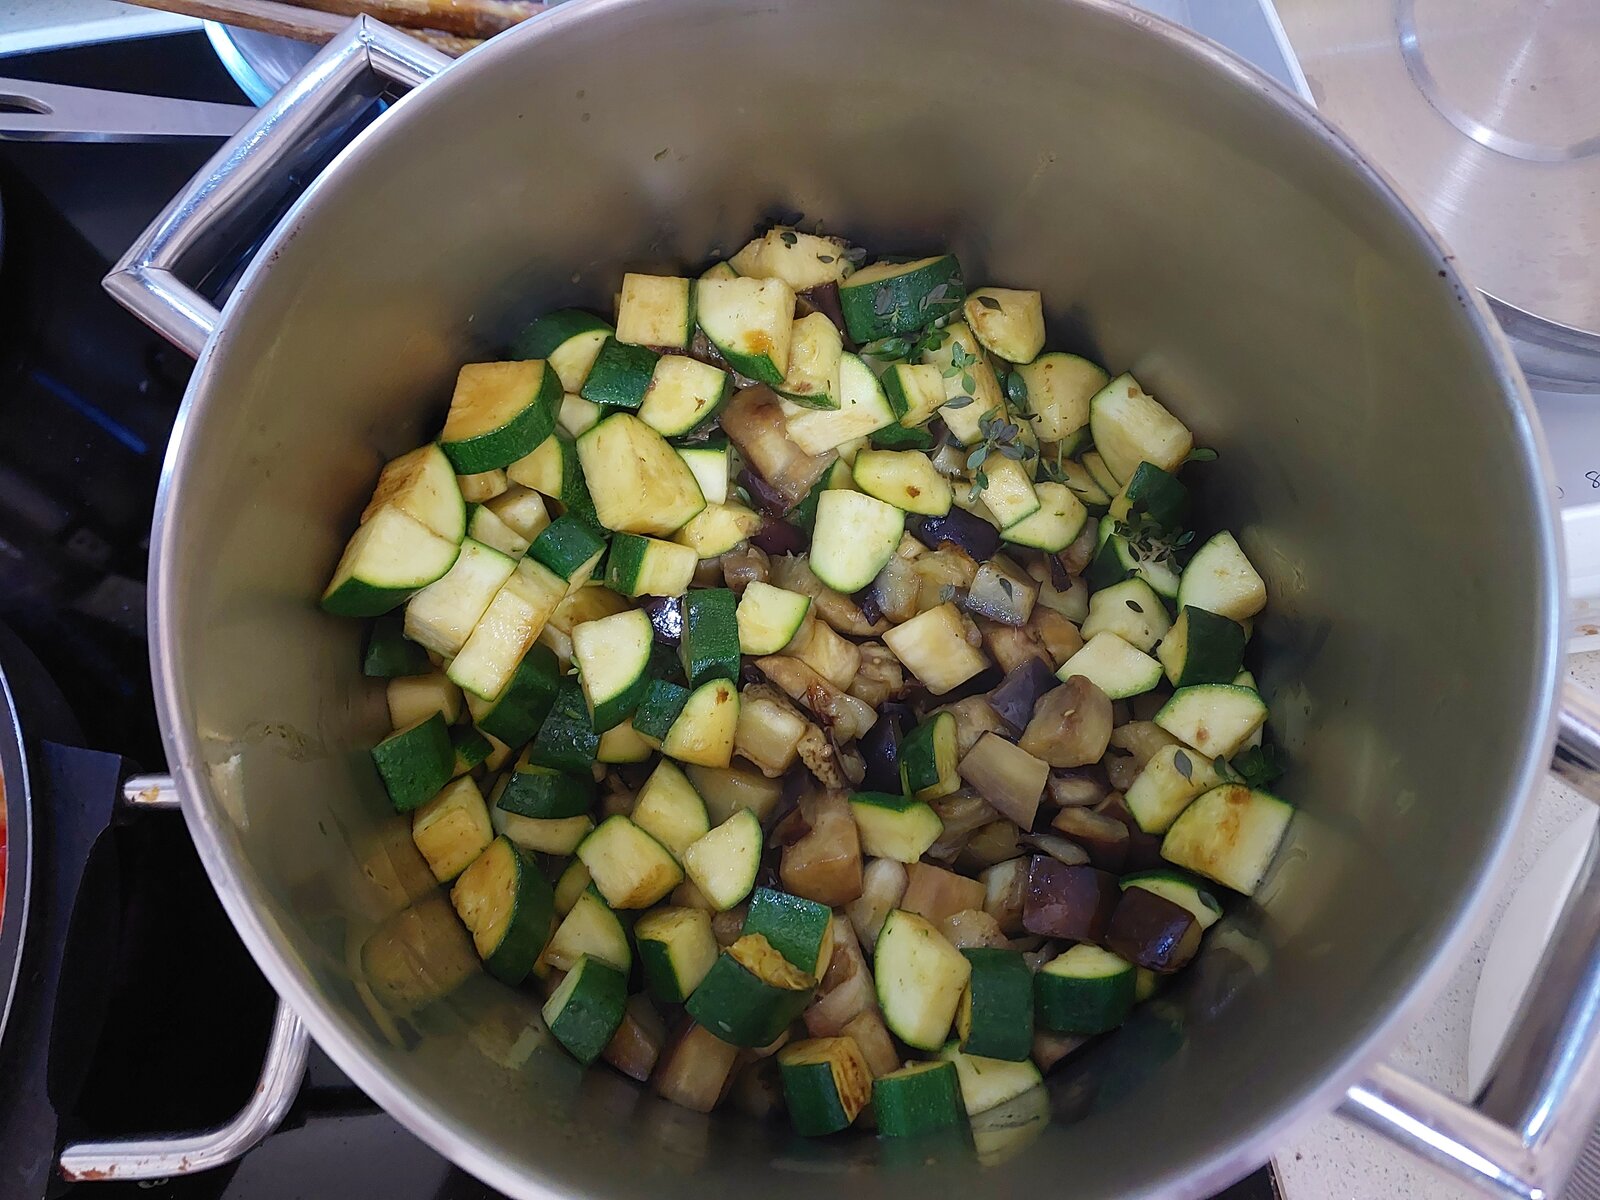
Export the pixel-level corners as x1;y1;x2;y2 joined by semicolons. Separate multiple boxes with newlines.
0;30;1275;1200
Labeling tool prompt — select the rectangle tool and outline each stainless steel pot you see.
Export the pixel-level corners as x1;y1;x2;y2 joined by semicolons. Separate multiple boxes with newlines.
94;3;1600;1197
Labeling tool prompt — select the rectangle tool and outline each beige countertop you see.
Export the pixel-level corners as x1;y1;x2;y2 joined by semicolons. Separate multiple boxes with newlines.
1275;651;1600;1197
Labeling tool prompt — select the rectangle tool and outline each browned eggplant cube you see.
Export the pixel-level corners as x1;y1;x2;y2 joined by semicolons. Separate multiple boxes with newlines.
1105;888;1201;974
1021;857;1120;941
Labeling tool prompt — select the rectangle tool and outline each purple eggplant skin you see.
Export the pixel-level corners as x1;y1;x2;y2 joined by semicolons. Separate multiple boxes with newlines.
738;468;792;518
858;711;904;793
854;584;885;627
641;596;683;645
1105;889;1201;973
987;659;1060;733
1050;806;1129;873
750;517;807;557
1095;792;1166;872
1022;857;1121;942
908;508;1001;561
797;283;849;343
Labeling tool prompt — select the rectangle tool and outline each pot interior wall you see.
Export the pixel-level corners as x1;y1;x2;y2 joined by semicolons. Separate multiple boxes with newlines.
154;0;1558;1195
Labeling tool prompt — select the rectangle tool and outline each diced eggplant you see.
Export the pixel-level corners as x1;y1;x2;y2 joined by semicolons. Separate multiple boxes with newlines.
654;1020;741;1113
721;545;771;594
1032;1030;1089;1074
1094;792;1166;873
869;553;922;625
940;908;1008;949
842;1009;900;1078
642;595;683;645
770;554;889;637
936;696;1008;757
1105;888;1201;973
1047;768;1110;809
963;561;1038;627
848;642;904;710
846;857;908;952
857;710;904;793
797;282;848;339
959;732;1048;830
927;788;1001;865
1059;521;1097;575
735;685;808;777
1020;833;1090;866
780;791;864;906
1050;807;1129;872
981;857;1029;935
750;515;808;556
978;617;1053;676
960;819;1024;871
1018;677;1113;768
1021;857;1120;941
909;508;1001;561
729;1058;785;1120
804;918;874;1036
1028;607;1085;668
755;655;876;742
1108;720;1180;769
901;861;987;925
785;617;860;690
987;659;1061;733
712;906;748;948
1105;753;1140;793
854;584;885;628
721;385;837;511
603;993;667;1082
795;723;856;791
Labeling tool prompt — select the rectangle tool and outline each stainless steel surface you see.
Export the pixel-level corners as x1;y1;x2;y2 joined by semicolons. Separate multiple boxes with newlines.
57;999;310;1182
1556;682;1600;803
105;18;450;356
0;78;251;143
1273;0;1600;385
111;3;1571;1198
0;662;32;1052
120;771;181;810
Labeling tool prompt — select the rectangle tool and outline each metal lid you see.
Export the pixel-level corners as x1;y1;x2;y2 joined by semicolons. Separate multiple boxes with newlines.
1274;0;1600;386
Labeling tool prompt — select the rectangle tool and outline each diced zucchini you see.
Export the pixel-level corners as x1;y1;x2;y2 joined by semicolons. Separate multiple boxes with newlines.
782;353;896;455
734;691;807;775
362;443;467;543
639;354;732;437
685;932;815;1047
776;312;843;409
576;413;706;536
1161;784;1292;895
849;792;943;863
571;607;653;731
901;711;960;801
511;308;613;393
687;763;784;826
682;807;763;911
635;906;718;1003
633;761;711;860
1124;743;1223;834
778;1037;873;1136
742;886;833;977
871;422;936;451
882;362;948;428
544;954;629;1065
491;786;594;854
874;1061;965;1136
1108;461;1189;529
883;603;989;695
449;725;492;776
696;276;795;384
701;260;739;282
577;815;684;909
484;485;552;545
1154;684;1268;758
1053;457;1112;513
457;469;508;503
677;588;738;688
677;442;730;504
615;273;695;350
1081;577;1171;652
922;323;1004;445
498;762;593;819
938;1042;1043;1116
1001;482;1087;553
506;432;571;500
874;908;971;1051
1156;606;1246;687
527;515;607;595
403;537;516;657
1122;869;1223;930
604;534;697;600
468;643;561;746
545;884;630;971
1176;531;1267;621
553;859;592;916
466;501;531;557
386;671;462;730
729;228;853;290
1034;944;1135;1034
1087;514;1182;599
321;505;461;618
810;490;904;592
852;449;952;516
823;457;857;491
1014;353;1107;442
449;836;554;984
557;391;605;439
1088;373;1193;483
1056;631;1163;699
579;336;659;411
978;455;1040;528
597;719;653;763
957;947;1033;1062
481;732;513;772
673;501;762;558
441;361;561;474
528;677;601;773
363;611;431;678
411;776;494;882
370;713;455;813
839;255;964;342
963;288;1044;363
446;556;568;700
736;581;811;655
633;678;691;743
662;678;736;771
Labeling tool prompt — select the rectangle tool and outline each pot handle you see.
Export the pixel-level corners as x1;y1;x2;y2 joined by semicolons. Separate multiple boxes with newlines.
103;16;450;358
1342;680;1600;1198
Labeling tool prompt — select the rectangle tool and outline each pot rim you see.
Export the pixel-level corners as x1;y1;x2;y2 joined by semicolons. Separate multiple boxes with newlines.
145;0;1566;1194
